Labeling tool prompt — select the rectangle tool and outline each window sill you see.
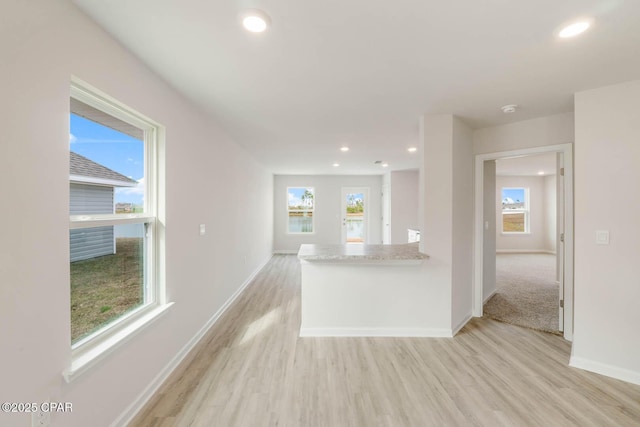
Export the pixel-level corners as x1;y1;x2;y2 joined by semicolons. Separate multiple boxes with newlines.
501;232;531;235
63;302;174;383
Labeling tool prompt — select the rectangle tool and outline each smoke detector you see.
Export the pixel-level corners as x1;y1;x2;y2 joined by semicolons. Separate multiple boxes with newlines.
501;104;518;114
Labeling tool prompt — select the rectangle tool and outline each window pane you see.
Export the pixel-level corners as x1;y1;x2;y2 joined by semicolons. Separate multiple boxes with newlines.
70;112;144;214
503;213;525;232
287;187;314;211
502;188;525;210
70;223;146;343
288;211;313;233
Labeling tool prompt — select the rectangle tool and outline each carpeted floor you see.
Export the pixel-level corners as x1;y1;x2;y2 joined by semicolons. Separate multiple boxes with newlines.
483;253;560;334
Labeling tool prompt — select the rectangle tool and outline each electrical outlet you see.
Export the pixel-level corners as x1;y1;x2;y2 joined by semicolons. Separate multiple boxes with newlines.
32;406;50;427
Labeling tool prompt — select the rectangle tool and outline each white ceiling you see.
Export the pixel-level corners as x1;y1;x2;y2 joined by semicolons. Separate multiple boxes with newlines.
73;0;640;175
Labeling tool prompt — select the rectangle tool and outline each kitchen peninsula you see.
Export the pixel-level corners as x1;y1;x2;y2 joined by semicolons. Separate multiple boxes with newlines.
298;243;453;337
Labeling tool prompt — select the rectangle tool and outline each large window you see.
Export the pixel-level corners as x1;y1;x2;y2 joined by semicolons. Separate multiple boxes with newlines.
68;80;165;378
501;187;529;233
287;187;314;233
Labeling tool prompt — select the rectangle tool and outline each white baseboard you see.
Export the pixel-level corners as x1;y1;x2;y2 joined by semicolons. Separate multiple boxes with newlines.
111;255;272;427
569;356;640;386
452;313;472;336
273;249;298;254
299;327;453;338
483;289;498;304
496;249;556;254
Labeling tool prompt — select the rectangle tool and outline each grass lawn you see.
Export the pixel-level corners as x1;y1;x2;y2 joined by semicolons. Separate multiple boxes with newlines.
70;238;144;342
503;213;525;232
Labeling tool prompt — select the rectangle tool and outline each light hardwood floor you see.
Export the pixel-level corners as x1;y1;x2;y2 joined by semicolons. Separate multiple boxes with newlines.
130;255;640;426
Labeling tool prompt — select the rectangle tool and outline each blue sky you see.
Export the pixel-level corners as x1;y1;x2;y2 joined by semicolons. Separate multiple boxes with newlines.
70;114;144;205
287;187;314;209
346;193;364;206
502;188;525;204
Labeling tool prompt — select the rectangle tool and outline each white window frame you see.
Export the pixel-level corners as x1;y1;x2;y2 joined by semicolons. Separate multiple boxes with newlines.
287;187;315;234
501;187;530;234
65;78;170;382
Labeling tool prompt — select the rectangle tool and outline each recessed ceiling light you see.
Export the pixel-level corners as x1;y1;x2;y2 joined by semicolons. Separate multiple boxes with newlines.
333;163;340;167
501;104;518;114
241;9;271;33
558;21;590;38
538;171;545;175
407;147;417;153
340;146;349;152
381;163;389;168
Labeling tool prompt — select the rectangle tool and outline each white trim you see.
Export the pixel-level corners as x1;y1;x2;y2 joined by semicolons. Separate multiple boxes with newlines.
299;328;453;337
569;356;640;386
70;174;137;188
71;76;160;134
474;143;574;341
273;249;299;254
110;255;272;427
496;249;556;254
301;259;425;266
452;313;472;336
285;230;316;235
483;289;497;304
70;214;154;229
64;302;174;383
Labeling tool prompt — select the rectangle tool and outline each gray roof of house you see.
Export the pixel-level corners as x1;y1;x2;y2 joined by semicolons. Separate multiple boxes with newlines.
70;151;138;186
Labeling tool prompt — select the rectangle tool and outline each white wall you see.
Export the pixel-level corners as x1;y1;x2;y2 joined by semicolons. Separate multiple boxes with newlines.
571;80;640;385
474;112;574;154
419;115;473;334
273;175;382;252
451;117;474;329
0;2;273;426
495;175;550;252
389;170;419;244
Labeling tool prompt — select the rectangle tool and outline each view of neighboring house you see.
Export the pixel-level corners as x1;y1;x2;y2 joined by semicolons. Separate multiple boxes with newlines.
69;151;137;262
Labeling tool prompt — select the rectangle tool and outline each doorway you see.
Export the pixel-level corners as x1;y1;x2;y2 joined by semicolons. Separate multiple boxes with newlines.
341;187;369;244
474;144;574;340
486;153;561;333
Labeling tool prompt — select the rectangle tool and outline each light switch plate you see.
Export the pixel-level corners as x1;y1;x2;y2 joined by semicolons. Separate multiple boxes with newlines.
199;224;206;236
595;230;609;245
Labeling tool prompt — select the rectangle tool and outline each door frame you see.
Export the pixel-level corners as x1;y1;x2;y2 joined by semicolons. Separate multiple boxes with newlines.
341;187;369;244
556;151;565;332
473;143;574;341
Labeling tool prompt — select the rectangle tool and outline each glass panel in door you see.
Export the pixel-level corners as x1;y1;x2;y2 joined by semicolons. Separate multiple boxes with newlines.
345;192;365;243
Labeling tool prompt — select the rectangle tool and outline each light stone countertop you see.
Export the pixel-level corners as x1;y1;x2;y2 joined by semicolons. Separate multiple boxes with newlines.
297;243;428;264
